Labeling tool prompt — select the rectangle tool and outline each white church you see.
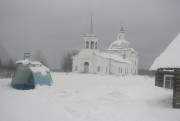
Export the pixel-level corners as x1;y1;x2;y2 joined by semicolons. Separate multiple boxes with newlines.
72;21;138;75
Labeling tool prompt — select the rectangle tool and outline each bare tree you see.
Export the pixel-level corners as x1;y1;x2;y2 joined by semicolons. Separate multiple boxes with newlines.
6;58;16;70
60;50;79;72
33;50;49;67
0;58;16;78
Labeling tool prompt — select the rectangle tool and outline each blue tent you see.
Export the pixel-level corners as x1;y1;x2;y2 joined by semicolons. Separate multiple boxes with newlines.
11;65;53;89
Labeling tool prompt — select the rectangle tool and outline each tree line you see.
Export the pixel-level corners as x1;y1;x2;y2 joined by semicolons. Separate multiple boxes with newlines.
0;49;79;78
0;49;155;78
0;50;50;78
60;50;79;72
0;58;16;78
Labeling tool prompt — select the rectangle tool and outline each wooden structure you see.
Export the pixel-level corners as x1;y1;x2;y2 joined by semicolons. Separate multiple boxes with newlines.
150;33;180;109
155;68;174;89
155;68;180;108
173;69;180;108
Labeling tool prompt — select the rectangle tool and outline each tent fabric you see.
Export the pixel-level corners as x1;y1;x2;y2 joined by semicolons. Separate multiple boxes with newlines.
11;66;52;89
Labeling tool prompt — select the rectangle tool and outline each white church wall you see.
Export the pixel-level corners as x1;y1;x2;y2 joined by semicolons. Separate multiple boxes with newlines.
79;54;93;73
94;55;109;74
72;55;81;73
73;52;137;75
72;25;138;76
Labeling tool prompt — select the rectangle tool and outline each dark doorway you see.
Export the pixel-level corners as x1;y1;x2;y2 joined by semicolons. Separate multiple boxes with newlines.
84;62;89;73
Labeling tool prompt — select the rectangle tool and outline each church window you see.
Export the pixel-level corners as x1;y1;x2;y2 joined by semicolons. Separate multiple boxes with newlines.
118;67;120;73
86;41;89;49
95;42;97;49
75;66;78;71
121;68;122;73
91;41;94;49
97;66;100;72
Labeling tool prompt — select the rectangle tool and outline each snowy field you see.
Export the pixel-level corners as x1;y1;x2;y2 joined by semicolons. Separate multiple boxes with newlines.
0;73;180;121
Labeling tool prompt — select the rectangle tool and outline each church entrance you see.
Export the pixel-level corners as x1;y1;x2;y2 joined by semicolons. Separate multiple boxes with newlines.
84;62;89;73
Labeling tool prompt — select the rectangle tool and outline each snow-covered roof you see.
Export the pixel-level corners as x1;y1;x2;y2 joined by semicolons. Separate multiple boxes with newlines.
94;51;133;64
30;66;50;76
84;33;96;37
16;59;32;65
75;49;132;64
108;47;135;52
31;61;42;65
16;59;42;66
108;39;130;50
150;33;180;70
16;59;50;76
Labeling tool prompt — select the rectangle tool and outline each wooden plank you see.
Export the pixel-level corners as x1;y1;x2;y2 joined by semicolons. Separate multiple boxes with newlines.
174;89;180;92
173;98;180;102
174;95;180;98
174;91;180;94
173;71;180;108
174;83;180;86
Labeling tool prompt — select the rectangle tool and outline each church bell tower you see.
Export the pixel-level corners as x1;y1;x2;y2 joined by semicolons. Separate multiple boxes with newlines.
83;14;98;50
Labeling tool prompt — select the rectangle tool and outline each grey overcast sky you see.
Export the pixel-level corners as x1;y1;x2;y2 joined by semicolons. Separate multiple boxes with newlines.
0;0;180;69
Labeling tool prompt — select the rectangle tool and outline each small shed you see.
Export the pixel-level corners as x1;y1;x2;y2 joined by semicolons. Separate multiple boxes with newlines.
11;60;53;89
150;33;180;108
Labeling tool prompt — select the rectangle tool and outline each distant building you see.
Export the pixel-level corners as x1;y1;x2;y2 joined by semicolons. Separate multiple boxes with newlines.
150;33;180;108
72;19;138;75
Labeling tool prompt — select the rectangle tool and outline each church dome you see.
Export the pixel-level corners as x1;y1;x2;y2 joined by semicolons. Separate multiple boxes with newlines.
108;39;130;50
108;26;130;50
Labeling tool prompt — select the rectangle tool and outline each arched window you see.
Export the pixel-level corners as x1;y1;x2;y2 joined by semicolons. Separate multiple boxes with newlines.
91;41;94;49
118;67;120;73
86;41;89;49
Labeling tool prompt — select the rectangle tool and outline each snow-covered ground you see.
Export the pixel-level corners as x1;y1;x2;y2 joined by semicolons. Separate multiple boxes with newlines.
0;73;180;121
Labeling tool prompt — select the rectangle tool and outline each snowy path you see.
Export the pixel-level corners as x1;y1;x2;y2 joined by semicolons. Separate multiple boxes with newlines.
0;73;180;121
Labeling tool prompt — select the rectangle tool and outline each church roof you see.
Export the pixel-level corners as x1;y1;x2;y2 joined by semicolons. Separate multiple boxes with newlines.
108;26;131;50
74;49;132;64
108;39;130;50
84;32;96;37
84;13;97;38
16;59;42;66
150;33;180;70
94;51;133;64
